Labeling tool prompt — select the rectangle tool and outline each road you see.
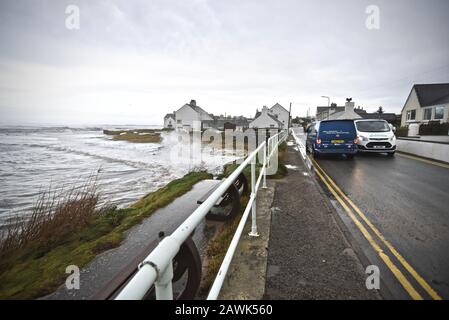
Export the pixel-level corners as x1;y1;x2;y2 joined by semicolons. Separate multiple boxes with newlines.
292;127;449;300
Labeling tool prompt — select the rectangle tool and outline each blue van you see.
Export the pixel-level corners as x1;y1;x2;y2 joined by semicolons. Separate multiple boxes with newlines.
306;120;358;158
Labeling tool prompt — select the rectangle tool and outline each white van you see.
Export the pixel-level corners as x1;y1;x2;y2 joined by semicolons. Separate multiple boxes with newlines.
354;119;396;156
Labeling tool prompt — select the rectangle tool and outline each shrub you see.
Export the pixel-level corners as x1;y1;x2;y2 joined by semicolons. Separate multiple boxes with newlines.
395;126;409;137
419;122;449;136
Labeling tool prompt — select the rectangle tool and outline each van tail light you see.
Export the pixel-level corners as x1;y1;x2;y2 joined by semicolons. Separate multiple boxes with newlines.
316;138;322;145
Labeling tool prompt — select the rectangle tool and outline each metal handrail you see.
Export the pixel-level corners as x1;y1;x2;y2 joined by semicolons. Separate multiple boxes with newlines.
115;130;287;300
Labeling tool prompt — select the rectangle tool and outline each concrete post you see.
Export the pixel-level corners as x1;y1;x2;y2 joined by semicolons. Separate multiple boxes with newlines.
249;156;259;237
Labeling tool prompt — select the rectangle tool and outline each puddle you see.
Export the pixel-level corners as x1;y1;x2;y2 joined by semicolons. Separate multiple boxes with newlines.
285;164;299;170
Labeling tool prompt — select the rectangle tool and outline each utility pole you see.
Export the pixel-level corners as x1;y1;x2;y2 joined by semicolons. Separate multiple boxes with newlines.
288;102;292;131
321;96;330;120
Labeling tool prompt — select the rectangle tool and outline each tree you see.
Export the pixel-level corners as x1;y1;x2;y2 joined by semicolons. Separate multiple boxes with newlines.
377;106;384;114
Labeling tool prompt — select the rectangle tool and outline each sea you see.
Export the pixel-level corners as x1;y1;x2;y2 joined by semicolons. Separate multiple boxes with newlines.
0;125;239;226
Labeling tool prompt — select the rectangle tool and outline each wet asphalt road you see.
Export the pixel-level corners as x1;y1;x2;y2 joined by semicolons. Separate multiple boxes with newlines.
293;128;449;299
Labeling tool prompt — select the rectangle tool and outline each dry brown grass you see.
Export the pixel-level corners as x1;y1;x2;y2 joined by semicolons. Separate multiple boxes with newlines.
0;176;99;260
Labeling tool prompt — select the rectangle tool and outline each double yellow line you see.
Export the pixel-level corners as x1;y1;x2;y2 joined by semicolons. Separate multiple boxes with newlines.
311;159;442;300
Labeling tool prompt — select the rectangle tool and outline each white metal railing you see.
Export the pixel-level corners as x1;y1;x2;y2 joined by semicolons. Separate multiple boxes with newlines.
115;130;288;300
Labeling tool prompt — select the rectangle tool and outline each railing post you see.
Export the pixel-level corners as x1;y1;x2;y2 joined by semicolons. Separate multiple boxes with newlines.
155;260;174;300
263;142;267;189
249;154;259;237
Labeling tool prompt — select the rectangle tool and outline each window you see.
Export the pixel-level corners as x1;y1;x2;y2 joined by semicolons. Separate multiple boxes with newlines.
355;120;390;132
423;108;432;120
177;120;181;124
406;110;416;121
435;106;445;120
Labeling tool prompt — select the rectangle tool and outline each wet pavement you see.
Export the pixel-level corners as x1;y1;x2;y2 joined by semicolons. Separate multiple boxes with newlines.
265;137;379;299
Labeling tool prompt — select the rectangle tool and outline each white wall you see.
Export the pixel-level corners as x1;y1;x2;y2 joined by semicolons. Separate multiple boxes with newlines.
401;88;421;127
269;104;289;129
175;104;200;131
164;116;174;128
397;139;449;163
249;107;280;129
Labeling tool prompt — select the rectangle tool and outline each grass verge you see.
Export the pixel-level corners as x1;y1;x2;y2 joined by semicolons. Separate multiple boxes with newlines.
0;170;211;299
113;132;162;143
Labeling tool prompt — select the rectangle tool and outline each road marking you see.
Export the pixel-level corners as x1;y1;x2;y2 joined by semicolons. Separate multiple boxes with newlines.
313;167;423;300
312;159;443;300
397;152;449;169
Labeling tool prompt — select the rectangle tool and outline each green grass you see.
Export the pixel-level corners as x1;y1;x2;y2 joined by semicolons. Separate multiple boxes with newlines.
113;132;162;143
199;196;248;296
0;171;212;299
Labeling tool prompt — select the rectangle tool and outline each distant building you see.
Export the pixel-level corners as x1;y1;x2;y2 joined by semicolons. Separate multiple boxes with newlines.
174;100;213;131
315;103;346;121
254;103;290;129
249;106;284;129
316;99;362;121
401;83;449;127
269;103;290;129
163;113;175;129
203;116;250;131
354;107;401;124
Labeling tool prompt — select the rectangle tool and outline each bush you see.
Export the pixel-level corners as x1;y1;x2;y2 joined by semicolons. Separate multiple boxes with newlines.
395;126;409;137
419;122;449;136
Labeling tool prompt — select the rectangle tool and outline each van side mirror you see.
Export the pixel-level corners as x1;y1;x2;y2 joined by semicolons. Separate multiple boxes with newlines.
393;126;397;133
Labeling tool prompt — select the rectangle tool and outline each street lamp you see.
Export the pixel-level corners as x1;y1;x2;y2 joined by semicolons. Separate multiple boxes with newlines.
321;96;330;107
321;96;330;120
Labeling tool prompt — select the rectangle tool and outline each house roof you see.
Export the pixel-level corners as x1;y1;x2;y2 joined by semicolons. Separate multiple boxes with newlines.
267;113;284;126
328;108;362;120
178;102;213;120
164;113;174;120
316;106;345;114
402;83;449;112
357;113;399;122
414;83;449;106
250;110;284;127
191;105;209;115
270;103;289;113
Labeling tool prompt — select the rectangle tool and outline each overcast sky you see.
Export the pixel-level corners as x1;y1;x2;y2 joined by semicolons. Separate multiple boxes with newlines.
1;0;448;125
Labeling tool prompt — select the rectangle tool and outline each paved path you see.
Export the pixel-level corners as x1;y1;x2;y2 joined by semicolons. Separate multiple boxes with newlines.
46;180;220;299
265;138;379;300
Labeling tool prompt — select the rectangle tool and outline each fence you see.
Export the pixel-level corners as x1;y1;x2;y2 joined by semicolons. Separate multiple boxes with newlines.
115;130;288;300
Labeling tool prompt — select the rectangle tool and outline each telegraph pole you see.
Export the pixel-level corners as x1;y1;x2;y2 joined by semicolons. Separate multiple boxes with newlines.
288;102;292;131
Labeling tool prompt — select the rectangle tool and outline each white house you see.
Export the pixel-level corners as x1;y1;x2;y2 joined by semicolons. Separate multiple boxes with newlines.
249;106;284;129
163;113;175;129
269;103;290;129
174;100;213;131
401;83;449;127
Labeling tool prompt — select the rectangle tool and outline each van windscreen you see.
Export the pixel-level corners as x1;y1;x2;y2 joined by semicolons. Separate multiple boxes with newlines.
356;121;390;132
319;121;355;135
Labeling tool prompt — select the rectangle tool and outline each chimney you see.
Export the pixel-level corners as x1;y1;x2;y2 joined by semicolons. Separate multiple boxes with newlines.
190;99;196;106
262;106;268;113
345;100;355;112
